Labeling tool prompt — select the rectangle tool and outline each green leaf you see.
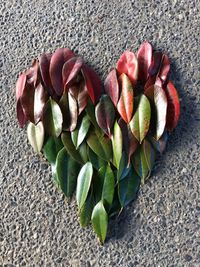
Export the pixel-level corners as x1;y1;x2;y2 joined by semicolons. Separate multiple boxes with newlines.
87;147;106;171
71;115;90;148
108;190;121;218
85;99;102;131
76;162;93;210
111;121;123;168
78;142;88;163
117;152;132;182
43;98;63;137
79;192;94;227
145;85;167;140
87;129;112;162
118;165;140;207
95;95;115;137
27;121;44;154
91;201;108;245
56;148;80;197
132;139;156;184
129;94;151;143
43;136;63;165
61;132;84;164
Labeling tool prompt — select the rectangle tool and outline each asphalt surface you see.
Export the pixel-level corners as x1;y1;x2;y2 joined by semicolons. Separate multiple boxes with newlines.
0;0;200;266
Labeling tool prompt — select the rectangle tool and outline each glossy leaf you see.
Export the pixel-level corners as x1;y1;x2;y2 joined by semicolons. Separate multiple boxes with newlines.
26;60;39;87
43;98;63;137
62;57;83;90
116;51;138;86
117;73;134;123
20;83;35;123
27;121;44;154
144;75;162;91
118;165;140;207
129;94;151;143
16;100;27;128
69;82;88;114
132;139;156;184
86;100;101;131
71;115;90;148
137;41;152;84
76;162;93;210
148;51;163;76
50;48;75;96
56;148;80;197
80;192;94;227
104;69;119;106
95;95;115;137
87;147;106;171
87;129;112;162
61;132;84;164
145;85;167;140
111;121;123;169
159;54;170;83
91;201;108;245
117;152;132;182
82;65;102;104
59;92;78;132
43;136;63;165
16;72;26;100
148;131;168;154
78;142;88;163
34;83;47;124
165;81;180;131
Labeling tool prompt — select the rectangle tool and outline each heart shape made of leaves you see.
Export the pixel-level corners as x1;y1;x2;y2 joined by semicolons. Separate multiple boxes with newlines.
15;42;180;244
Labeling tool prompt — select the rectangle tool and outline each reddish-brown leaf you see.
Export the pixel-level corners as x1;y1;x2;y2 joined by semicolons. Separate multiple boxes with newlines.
20;83;35;123
16;73;26;100
104;69;119;106
144;75;162;91
26;60;39;87
82;65;102;104
118;118;138;165
16;99;28;128
117;74;134;123
50;48;75;96
137;42;152;84
165;81;180;131
69;82;88;115
39;53;55;97
159;54;170;83
148;52;162;77
116;51;138;86
34;83;48;124
62;57;83;90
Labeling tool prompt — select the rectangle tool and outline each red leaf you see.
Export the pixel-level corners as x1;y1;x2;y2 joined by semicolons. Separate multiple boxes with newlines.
165;81;180;131
82;65;102;104
104;69;119;106
26;60;39;87
116;51;138;86
50;48;75;96
16;99;28;128
118;118;138;165
137;42;152;84
159;54;170;83
34;83;48;124
117;74;134;123
69;82;88;115
16;73;26;100
62;57;83;90
39;53;55;97
148;52;162;77
144;75;162;91
20;83;35;123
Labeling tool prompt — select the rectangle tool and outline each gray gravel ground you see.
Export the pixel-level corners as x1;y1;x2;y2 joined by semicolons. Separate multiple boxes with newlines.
0;0;200;266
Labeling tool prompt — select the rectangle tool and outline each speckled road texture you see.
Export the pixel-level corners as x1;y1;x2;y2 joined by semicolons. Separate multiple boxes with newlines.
0;0;200;266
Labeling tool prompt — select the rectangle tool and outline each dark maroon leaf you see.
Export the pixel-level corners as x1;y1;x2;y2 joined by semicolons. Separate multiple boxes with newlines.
104;69;119;106
82;65;102;104
159;54;170;83
16;100;27;128
69;82;88;115
50;48;75;96
26;59;39;87
16;72;26;100
34;83;48;124
148;52;162;77
137;41;152;84
20;83;35;123
39;53;55;97
62;57;83;90
116;51;138;86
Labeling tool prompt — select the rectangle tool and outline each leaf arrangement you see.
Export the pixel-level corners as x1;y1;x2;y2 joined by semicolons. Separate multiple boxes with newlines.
16;43;180;244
